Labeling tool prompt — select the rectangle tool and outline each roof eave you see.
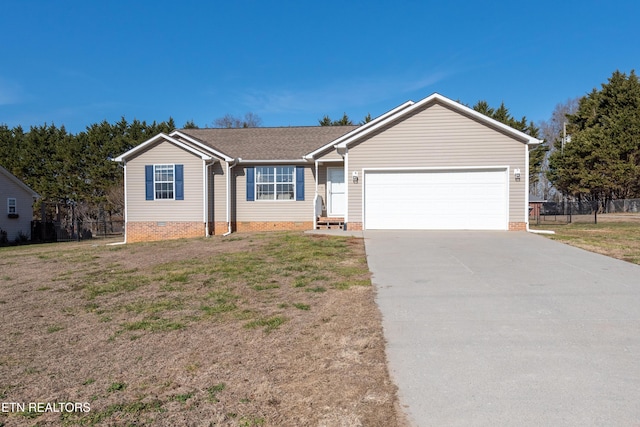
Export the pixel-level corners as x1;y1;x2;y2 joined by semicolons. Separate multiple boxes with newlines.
0;165;39;198
113;133;214;162
335;93;542;148
238;158;311;165
170;130;234;162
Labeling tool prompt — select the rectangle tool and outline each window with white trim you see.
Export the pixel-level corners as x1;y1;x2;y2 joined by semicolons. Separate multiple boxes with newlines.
155;164;174;199
7;198;16;214
256;166;295;200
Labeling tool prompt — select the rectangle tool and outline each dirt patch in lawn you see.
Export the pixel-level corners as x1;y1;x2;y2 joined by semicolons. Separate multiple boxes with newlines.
0;232;407;426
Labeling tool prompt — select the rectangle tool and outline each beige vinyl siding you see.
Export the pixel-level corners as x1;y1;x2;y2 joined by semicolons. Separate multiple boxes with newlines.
212;161;227;223
172;134;228;224
0;175;36;240
126;142;204;222
347;102;527;224
234;165;315;222
315;148;343;161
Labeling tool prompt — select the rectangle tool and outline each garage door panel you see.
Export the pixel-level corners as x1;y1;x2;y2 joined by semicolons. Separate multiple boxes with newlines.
364;170;507;230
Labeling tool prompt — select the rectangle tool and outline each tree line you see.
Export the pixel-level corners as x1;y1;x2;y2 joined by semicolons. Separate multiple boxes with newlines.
2;70;637;224
0;118;176;221
547;70;640;204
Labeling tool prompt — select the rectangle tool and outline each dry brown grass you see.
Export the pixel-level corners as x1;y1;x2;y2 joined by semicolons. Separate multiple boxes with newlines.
0;232;406;426
530;216;640;265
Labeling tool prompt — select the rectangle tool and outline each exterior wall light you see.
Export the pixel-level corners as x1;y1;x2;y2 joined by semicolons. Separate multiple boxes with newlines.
514;168;521;181
352;171;359;184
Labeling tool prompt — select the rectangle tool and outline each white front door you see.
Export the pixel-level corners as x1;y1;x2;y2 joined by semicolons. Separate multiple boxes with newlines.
327;167;345;216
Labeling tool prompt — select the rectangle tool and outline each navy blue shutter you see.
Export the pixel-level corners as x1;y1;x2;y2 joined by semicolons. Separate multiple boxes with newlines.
145;165;154;200
295;166;304;201
246;167;255;201
175;164;184;200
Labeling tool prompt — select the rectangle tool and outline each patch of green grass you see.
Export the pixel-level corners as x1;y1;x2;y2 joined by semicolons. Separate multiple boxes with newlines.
332;279;371;290
244;315;288;333
37;286;51;291
239;416;266;426
171;392;194;403
306;286;326;293
292;303;310;310
82;378;96;386
61;399;164;426
252;283;280;291
207;383;226;402
293;276;310;288
165;272;190;283
107;382;127;392
200;302;237;316
47;325;64;333
120;317;185;333
52;270;75;282
84;302;100;312
85;273;148;300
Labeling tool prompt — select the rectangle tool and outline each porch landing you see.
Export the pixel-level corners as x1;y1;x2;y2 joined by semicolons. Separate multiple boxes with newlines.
316;217;344;230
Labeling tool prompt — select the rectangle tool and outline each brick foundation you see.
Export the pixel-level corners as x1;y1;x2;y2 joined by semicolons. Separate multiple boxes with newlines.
234;221;313;232
508;222;527;231
345;222;363;231
213;222;229;235
126;221;205;243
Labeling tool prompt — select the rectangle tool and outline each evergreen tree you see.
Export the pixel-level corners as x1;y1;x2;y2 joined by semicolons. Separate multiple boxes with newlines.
547;70;640;202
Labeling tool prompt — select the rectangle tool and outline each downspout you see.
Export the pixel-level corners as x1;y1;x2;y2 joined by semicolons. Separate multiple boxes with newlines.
313;159;319;229
204;160;215;237
524;142;530;232
525;143;555;235
223;158;240;236
122;161;128;243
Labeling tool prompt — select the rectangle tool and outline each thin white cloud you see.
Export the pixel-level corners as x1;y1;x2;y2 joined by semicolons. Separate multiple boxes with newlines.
240;70;451;115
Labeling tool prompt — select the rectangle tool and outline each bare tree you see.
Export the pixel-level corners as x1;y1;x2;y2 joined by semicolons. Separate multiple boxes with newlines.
212;112;262;128
536;97;580;200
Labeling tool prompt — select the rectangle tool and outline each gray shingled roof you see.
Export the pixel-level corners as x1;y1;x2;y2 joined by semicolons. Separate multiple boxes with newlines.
179;126;359;161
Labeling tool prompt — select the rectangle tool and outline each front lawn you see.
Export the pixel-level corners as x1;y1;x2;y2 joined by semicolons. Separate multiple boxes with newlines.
0;232;404;426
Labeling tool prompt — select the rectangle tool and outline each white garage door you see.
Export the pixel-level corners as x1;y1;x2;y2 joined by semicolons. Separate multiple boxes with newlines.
364;169;508;230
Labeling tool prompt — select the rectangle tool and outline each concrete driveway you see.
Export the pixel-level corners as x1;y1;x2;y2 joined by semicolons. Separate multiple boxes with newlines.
364;231;640;427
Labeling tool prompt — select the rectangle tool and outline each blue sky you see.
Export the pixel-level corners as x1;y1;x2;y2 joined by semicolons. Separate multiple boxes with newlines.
1;0;639;134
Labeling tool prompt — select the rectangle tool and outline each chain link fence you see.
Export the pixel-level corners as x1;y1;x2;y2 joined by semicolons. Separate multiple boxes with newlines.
532;198;640;224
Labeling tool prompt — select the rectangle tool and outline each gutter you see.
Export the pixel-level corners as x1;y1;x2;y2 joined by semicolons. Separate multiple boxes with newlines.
236;159;310;165
524;138;554;234
223;158;240;236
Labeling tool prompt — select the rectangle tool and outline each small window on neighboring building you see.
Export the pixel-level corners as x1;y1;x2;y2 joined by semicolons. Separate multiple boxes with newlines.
7;198;16;214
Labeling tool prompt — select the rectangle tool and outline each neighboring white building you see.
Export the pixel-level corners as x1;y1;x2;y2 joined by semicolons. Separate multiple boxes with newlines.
0;165;39;242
